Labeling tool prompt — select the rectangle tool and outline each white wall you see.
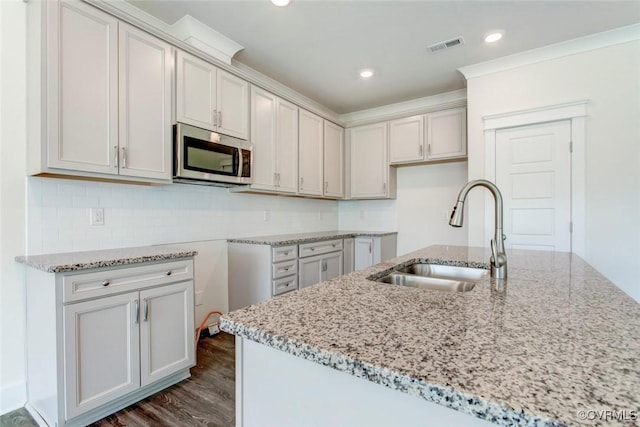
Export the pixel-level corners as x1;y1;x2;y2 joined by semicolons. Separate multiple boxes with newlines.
466;40;640;302
339;162;468;256
0;0;27;414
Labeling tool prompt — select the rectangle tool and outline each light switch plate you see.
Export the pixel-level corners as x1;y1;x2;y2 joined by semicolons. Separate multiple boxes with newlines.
90;208;104;226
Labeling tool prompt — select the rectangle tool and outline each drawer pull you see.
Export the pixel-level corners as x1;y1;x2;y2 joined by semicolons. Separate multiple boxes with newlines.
134;300;140;324
143;298;149;322
101;280;110;287
283;251;289;256
166;270;172;276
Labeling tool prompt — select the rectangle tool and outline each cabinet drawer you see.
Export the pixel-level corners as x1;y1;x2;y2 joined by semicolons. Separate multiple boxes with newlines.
299;239;343;258
272;259;298;279
62;259;193;303
272;245;297;262
272;275;298;296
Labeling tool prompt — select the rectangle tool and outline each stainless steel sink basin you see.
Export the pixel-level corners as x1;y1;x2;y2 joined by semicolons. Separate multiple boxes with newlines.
396;263;488;282
376;263;488;292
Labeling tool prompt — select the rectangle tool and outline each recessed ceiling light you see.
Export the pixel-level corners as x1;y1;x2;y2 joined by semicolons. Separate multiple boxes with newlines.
360;70;374;78
484;31;503;43
271;0;291;6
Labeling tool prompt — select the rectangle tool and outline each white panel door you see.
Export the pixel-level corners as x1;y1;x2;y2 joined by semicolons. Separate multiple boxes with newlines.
48;0;118;174
118;23;172;181
216;69;249;140
349;123;389;198
140;281;195;387
323;121;345;198
495;120;571;251
275;98;299;194
250;86;277;191
389;115;425;163
321;252;343;282
298;110;324;196
63;292;140;419
176;51;217;131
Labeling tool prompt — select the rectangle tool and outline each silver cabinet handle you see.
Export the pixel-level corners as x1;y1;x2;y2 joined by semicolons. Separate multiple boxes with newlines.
325;181;328;193
114;146;119;168
134;300;139;324
166;270;172;276
369;243;372;254
213;109;218;126
143;298;149;322
274;172;277;186
218;111;222;127
283;251;289;256
383;182;386;193
300;177;304;187
428;143;431;156
121;147;127;168
419;144;423;156
101;280;110;287
277;173;281;186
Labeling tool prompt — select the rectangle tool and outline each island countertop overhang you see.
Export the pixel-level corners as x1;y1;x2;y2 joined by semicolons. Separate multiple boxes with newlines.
221;245;640;426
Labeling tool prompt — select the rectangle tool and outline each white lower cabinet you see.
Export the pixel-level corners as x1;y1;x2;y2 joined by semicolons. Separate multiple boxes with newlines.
26;259;195;427
354;235;398;271
343;238;355;274
298;251;343;289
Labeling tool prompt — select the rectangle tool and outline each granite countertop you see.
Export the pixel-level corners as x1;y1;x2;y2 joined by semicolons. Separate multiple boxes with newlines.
227;230;397;245
15;246;197;273
221;245;640;427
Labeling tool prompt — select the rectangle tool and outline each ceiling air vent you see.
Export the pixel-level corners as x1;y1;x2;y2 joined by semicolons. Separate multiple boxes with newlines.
427;36;465;54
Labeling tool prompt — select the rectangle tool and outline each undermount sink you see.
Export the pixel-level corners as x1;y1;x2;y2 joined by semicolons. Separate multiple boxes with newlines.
376;263;488;292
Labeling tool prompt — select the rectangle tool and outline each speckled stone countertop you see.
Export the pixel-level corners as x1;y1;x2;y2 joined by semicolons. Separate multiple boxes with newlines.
15;246;197;273
227;230;397;245
221;245;640;427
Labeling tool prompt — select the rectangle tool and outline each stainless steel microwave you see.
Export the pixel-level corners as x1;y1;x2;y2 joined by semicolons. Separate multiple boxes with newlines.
173;123;253;186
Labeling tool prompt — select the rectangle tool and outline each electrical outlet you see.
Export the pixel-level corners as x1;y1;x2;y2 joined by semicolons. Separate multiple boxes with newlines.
90;208;104;226
208;324;220;335
195;291;204;306
263;210;270;222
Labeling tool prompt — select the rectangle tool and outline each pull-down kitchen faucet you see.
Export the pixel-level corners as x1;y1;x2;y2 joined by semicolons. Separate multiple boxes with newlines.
449;179;507;280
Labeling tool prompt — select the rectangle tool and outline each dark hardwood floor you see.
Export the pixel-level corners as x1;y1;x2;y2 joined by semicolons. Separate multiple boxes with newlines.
0;332;235;427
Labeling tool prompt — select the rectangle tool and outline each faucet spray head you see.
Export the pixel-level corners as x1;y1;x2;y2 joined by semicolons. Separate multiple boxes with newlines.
449;201;465;227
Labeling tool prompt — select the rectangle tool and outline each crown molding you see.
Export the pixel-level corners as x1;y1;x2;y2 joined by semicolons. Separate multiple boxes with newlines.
85;0;341;124
482;100;588;131
459;23;640;80
339;89;467;128
171;15;243;65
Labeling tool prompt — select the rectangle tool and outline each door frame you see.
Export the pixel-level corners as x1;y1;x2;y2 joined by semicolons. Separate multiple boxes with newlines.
482;100;587;257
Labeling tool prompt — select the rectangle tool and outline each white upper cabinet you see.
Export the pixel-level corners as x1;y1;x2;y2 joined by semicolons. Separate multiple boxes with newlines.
118;23;172;181
47;0;119;175
298;109;324;196
388;107;467;164
250;86;298;194
323;121;345;198
426;107;467;160
389;115;425;164
176;50;248;140
40;1;171;182
348;122;395;199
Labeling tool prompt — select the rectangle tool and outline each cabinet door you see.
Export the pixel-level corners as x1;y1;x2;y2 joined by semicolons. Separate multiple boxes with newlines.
349;122;389;198
321;252;343;282
47;0;118;174
140;281;195;387
250;86;277;191
323;121;344;198
389;115;425;163
118;23;172;181
217;69;249;140
426;108;467;160
354;237;375;271
63;292;140;419
275;98;299;194
176;50;217;131
343;238;355;275
298;110;324;196
298;256;322;289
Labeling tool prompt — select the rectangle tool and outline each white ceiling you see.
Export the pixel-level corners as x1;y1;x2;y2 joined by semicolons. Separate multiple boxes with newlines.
128;1;640;114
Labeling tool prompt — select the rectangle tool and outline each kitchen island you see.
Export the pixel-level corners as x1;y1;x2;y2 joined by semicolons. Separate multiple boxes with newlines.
221;245;639;427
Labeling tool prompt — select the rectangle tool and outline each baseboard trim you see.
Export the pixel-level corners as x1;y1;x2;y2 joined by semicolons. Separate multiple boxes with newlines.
0;381;26;415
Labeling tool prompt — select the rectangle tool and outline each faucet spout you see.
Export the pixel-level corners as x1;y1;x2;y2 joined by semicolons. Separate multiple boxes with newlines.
449;179;507;280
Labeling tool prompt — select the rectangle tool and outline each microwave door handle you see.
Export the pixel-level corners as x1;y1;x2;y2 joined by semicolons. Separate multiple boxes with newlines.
236;148;242;177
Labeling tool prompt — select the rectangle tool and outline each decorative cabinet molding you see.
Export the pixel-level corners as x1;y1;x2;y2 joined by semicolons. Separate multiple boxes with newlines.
298;109;325;196
323;121;345;198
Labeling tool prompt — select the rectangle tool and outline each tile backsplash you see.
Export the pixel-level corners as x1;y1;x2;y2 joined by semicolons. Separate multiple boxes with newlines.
27;177;339;254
